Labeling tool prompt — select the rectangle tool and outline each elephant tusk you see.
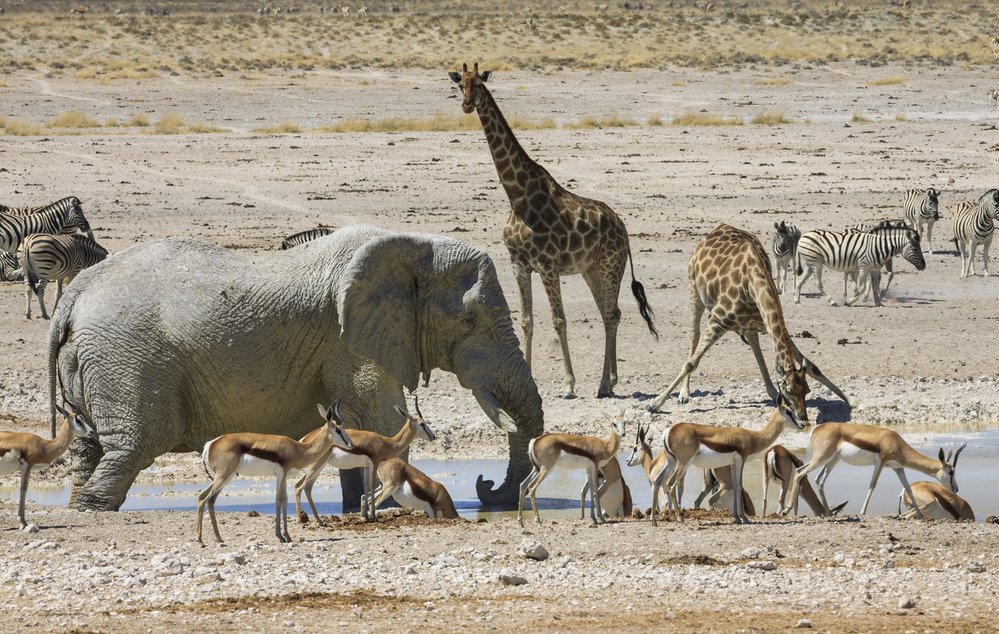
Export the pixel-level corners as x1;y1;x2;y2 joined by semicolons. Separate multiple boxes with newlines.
472;389;518;434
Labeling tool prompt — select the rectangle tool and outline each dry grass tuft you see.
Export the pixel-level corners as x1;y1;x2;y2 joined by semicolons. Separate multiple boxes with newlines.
254;121;303;134
867;76;905;86
49;110;100;128
564;113;639;129
851;112;873;124
893;113;909;122
1;118;47;136
647;113;665;126
152;112;228;135
315;113;553;133
751;111;793;125
128;114;150;127
672;112;742;126
756;77;792;86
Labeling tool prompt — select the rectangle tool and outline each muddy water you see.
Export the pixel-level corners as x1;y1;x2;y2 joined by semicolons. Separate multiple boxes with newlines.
3;431;996;522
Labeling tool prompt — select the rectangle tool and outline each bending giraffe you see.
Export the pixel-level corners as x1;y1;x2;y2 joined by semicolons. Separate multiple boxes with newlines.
647;224;854;413
449;63;658;398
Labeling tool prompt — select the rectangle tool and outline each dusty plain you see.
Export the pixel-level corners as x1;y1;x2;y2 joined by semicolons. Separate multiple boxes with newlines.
2;1;999;632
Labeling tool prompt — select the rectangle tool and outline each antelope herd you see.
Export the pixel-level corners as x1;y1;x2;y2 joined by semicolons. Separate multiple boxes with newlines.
0;64;991;542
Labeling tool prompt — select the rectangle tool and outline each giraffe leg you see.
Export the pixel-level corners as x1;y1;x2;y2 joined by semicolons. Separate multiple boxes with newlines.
539;271;576;398
648;319;725;412
582;266;622;398
743;331;778;401
679;286;705;404
514;265;534;369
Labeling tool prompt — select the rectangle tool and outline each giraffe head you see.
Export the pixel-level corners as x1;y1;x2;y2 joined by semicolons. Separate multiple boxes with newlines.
449;62;492;114
776;364;809;426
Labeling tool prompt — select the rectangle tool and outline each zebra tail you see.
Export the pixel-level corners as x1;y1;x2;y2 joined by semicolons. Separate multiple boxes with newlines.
627;247;659;340
23;251;42;295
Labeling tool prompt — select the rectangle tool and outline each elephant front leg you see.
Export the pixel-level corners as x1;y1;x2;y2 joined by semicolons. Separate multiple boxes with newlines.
340;467;365;513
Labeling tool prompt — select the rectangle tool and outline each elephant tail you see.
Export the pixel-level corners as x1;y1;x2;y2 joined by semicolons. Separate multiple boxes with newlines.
627;246;658;340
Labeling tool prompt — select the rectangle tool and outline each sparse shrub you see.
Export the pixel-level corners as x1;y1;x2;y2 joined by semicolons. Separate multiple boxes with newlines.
564;113;639;129
647;113;664;126
751;111;793;125
50;110;99;128
254;121;302;134
128;114;150;127
671;112;742;126
893;113;909;122
756;77;792;86
152;112;227;134
1;119;46;136
851;112;873;123
867;75;905;86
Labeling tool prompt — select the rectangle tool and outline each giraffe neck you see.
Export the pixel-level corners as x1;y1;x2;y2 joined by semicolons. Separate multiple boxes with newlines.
749;268;797;374
474;85;544;203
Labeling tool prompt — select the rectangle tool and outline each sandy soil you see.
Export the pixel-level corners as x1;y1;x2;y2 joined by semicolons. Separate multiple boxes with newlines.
3;62;999;631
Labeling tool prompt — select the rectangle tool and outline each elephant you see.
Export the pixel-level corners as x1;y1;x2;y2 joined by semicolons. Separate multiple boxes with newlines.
47;225;544;511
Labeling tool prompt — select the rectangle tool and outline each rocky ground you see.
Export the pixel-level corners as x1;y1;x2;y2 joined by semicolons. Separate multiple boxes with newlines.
3;61;999;631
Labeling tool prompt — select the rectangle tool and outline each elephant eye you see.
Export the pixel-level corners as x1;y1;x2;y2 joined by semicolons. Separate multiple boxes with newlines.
461;315;476;334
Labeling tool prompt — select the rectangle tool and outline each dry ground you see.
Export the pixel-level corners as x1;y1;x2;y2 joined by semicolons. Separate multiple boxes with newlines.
3;2;999;629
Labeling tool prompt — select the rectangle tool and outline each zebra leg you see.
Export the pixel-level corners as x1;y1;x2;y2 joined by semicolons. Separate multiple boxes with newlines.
846;269;871;306
969;241;980;277
793;260;812;304
925;222;934;255
881;259;894;294
982;238;992;276
812;265;836;305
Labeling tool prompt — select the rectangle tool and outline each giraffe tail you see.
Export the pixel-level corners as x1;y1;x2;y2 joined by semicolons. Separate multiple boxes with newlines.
627;248;658;340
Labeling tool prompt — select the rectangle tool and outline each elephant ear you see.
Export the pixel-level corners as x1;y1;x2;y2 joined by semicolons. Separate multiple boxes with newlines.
337;234;434;391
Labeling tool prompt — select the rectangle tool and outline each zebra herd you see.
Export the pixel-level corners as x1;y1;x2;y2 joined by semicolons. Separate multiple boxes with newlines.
0;197;108;320
772;187;999;307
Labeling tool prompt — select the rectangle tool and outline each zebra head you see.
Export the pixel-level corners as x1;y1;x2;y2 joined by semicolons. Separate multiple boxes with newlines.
449;63;492;114
772;221;797;257
775;363;809;426
925;188;940;220
67;197;92;237
901;230;926;271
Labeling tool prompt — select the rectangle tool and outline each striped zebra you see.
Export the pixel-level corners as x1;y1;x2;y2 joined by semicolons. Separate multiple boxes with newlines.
0;196;93;239
902;188;940;254
280;226;335;250
19;233;108;320
951;188;999;277
794;226;925;307
771;221;800;294
0;251;23;282
843;218;910;296
0;197;92;255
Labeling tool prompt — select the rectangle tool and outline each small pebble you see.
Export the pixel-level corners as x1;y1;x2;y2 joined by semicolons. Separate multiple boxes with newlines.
795;618;813;629
898;597;916;610
967;561;986;573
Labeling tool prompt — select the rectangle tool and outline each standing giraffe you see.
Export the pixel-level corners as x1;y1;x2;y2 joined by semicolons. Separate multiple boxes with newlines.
647;224;854;413
449;63;657;398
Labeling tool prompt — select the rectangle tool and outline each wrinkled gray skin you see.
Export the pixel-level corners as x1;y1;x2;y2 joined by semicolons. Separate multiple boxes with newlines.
48;225;544;511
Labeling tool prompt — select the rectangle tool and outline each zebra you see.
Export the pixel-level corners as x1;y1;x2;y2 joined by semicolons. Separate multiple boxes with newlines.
843;218;910;297
794;226;925;307
19;233;108;320
951;188;999;277
280;226;335;250
0;250;24;282
0;197;93;252
771;221;800;294
902;188;940;254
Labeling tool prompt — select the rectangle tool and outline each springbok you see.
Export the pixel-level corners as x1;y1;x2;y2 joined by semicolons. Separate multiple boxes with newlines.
1;403;96;529
652;388;805;525
624;422;670;515
361;458;459;519
898;481;974;521
761;444;846;517
580;456;632;519
691;467;756;516
295;397;435;523
786;423;965;519
518;415;625;526
196;400;353;545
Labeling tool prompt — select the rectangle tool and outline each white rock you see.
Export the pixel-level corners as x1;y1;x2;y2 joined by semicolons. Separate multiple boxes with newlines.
898;597;916;609
741;547;762;559
747;561;776;571
795;619;813;628
967;561;986;573
517;539;549;561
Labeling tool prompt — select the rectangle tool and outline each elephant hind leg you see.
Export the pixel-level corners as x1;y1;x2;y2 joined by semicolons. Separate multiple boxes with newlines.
72;448;152;511
68;435;104;506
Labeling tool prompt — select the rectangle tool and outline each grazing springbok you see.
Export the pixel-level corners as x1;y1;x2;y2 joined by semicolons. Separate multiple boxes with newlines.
196;400;354;545
652;389;805;526
786;423;965;519
1;402;96;529
361;458;459;519
898;481;974;521
295;397;435;523
625;423;670;516
761;444;846;517
518;415;625;526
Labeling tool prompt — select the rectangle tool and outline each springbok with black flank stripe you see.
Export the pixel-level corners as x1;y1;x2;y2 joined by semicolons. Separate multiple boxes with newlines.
652;390;805;526
295;396;435;523
761;444;846;517
518;414;625;526
196;400;354;545
361;458;459;519
625;422;670;516
786;422;965;519
1;402;96;529
898;481;974;521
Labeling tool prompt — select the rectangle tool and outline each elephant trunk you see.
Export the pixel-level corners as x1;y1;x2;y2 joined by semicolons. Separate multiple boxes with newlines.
475;355;543;508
